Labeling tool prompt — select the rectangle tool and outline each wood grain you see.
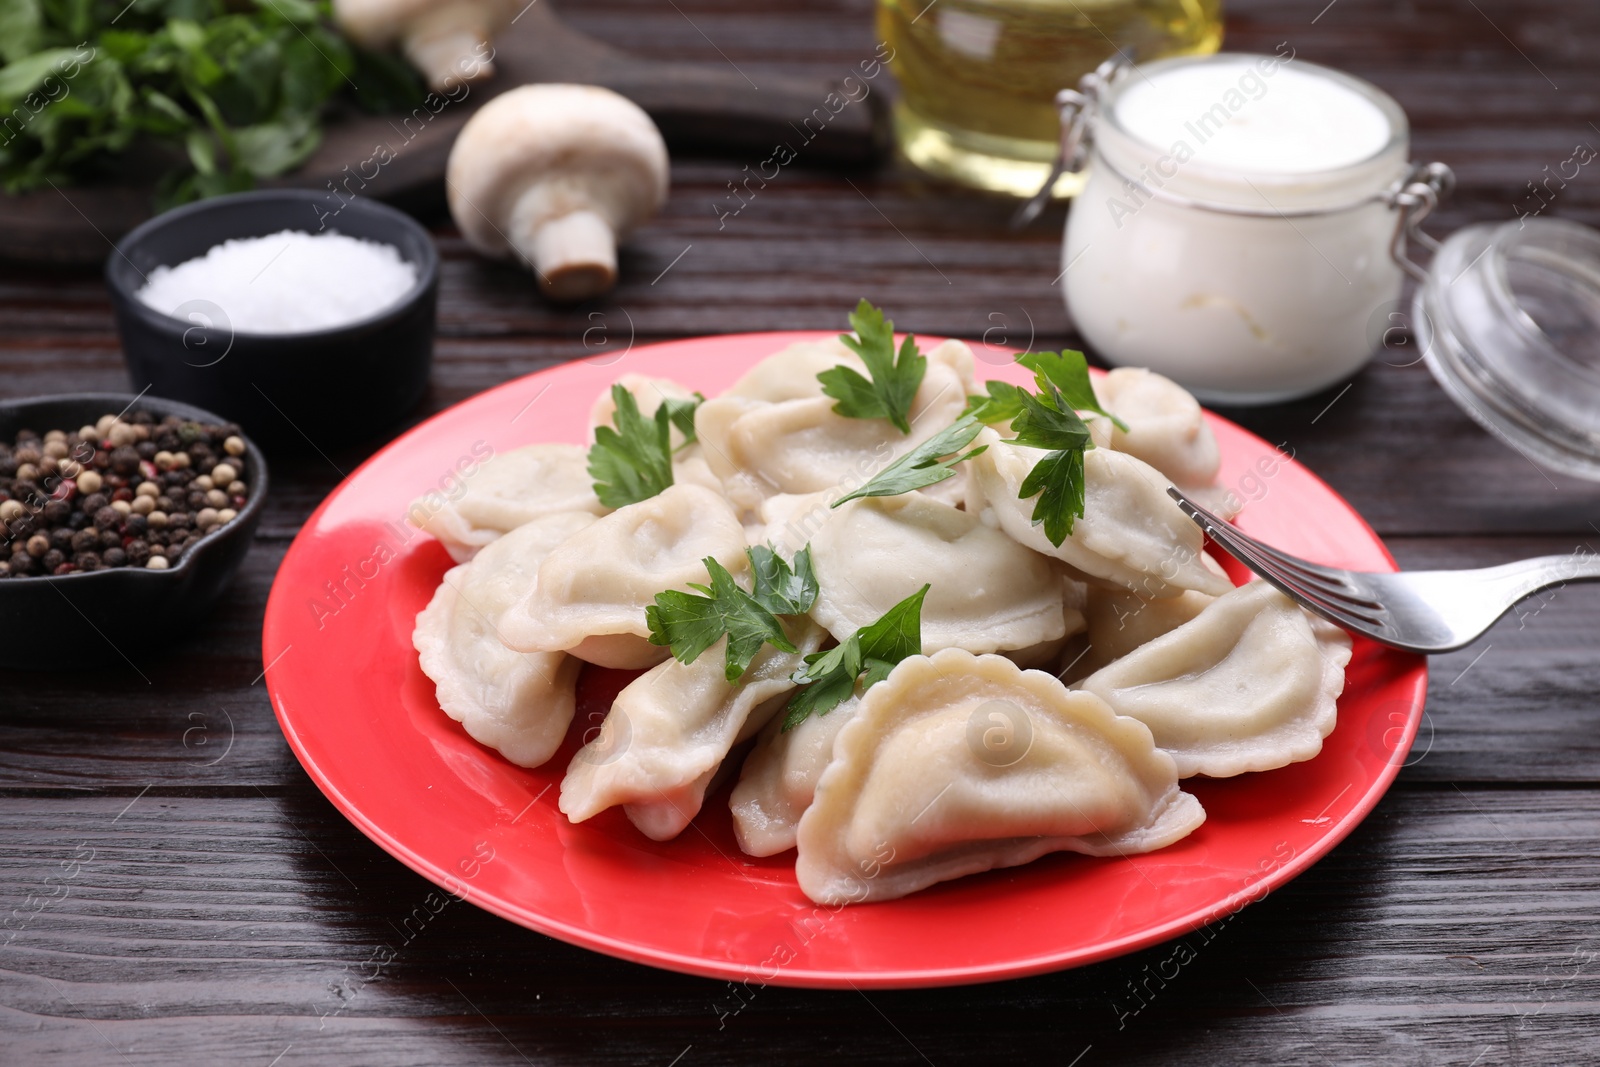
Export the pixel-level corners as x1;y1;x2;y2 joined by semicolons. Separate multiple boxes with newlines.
0;788;1595;1065
1;0;1598;1060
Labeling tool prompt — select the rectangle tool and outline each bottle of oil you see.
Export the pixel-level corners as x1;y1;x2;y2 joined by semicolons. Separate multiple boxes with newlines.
879;0;1223;198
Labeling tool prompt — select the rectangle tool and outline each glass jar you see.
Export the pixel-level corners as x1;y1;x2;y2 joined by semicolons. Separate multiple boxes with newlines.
877;0;1223;199
1057;53;1447;404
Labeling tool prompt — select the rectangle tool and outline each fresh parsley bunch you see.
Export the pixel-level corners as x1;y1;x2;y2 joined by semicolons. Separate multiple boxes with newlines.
0;0;421;204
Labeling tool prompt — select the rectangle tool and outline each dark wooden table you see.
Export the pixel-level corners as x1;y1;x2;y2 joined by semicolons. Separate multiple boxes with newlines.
4;0;1599;1063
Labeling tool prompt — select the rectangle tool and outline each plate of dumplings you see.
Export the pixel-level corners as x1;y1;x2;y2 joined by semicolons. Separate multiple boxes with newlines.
264;317;1427;987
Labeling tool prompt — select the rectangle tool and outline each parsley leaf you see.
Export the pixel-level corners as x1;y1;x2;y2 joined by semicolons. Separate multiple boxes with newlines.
662;393;705;447
748;544;819;616
832;416;988;506
783;585;928;729
588;384;674;508
1010;386;1092;452
1006;386;1095;546
1017;351;1129;431
962;381;1027;424
1017;446;1088;549
646;557;797;682
820;299;928;434
646;547;816;683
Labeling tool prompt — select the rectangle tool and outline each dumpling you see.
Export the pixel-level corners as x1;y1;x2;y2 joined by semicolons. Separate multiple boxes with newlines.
1078;588;1217;676
795;649;1205;904
411;443;607;562
1075;581;1352;778
561;618;827;840
964;428;1234;599
695;339;977;514
498;483;748;669
413;512;596;767
806;492;1068;656
1095;368;1222;489
723;338;864;402
731;696;861;857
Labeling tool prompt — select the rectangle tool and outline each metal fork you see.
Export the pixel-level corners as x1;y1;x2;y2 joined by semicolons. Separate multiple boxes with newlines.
1167;487;1600;654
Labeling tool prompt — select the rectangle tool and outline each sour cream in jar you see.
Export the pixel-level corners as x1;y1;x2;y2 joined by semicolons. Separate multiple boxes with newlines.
1062;52;1415;404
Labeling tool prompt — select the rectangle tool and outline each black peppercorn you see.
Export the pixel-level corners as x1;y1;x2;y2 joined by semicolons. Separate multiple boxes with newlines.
124;513;148;537
68;509;90;530
135;441;157;460
110;446;140;475
41;549;63;570
99;528;120;549
9;553;34;575
155;495;175;512
93;505;120;530
41;499;68;525
102;547;127;568
71;528;98;553
76;551;101;571
50;527;73;551
126;540;149;566
166;543;186;563
167;513;191;532
81;492;108;514
186;490;207;510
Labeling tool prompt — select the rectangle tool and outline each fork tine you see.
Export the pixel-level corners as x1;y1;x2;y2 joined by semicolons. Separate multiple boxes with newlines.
1228;538;1382;608
1202;521;1390;631
1167;488;1384;606
1168;489;1355;581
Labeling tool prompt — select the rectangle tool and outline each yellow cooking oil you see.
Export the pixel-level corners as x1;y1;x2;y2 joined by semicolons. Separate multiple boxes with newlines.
879;0;1223;198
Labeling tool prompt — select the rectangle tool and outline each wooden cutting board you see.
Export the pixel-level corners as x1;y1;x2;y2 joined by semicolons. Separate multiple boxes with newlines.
0;1;889;266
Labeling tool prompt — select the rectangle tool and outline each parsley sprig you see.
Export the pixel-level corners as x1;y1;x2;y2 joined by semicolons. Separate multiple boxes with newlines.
832;416;987;506
819;300;928;434
646;547;819;682
783;585;927;729
964;350;1128;547
587;385;704;508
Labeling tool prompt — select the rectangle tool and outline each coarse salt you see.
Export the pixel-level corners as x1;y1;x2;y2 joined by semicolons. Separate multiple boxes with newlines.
137;230;419;335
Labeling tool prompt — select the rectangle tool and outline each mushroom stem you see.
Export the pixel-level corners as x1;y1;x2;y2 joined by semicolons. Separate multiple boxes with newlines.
516;210;618;302
403;27;494;93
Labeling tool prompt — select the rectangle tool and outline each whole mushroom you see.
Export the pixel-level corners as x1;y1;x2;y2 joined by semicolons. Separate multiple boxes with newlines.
334;0;516;93
447;84;670;302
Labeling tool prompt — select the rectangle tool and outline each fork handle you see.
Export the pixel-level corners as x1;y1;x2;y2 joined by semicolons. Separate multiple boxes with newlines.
1471;552;1600;603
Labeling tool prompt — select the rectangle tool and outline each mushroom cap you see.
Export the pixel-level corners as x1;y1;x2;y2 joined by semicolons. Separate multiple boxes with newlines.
445;84;670;260
334;0;520;50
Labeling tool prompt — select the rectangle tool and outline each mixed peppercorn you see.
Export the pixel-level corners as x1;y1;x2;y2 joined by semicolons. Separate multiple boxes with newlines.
0;411;250;577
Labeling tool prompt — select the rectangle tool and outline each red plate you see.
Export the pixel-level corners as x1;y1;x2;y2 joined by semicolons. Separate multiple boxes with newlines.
263;332;1426;988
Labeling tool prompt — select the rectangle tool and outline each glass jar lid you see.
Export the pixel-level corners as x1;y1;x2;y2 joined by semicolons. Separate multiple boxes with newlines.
1416;217;1600;480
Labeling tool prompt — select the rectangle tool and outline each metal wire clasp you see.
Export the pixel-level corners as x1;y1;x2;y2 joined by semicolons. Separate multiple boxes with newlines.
1388;162;1455;283
1011;58;1127;229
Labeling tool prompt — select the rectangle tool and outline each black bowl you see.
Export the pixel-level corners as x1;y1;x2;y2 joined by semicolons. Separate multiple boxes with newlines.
105;189;438;452
0;393;267;672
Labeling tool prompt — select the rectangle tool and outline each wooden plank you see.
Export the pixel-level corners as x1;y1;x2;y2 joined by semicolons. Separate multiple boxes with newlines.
0;787;1595;1063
